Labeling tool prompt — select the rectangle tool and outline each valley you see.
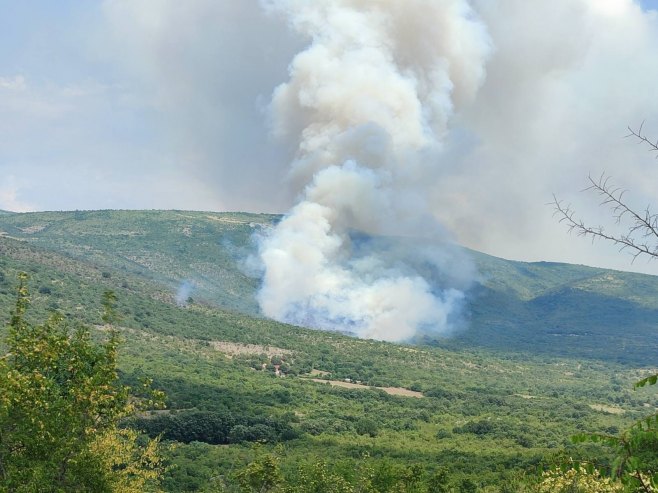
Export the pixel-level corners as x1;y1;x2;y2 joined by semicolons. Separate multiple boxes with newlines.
0;210;656;491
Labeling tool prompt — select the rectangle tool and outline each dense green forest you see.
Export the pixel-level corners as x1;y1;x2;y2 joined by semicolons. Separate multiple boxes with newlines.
0;210;656;491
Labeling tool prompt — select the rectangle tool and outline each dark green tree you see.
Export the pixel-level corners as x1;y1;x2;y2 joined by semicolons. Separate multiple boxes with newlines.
426;468;451;493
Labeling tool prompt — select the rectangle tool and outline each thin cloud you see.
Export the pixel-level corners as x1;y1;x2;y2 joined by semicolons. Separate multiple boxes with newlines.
0;177;36;212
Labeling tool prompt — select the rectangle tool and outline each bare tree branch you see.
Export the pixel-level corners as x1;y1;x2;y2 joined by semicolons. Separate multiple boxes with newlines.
553;125;658;262
626;122;658;157
552;178;658;262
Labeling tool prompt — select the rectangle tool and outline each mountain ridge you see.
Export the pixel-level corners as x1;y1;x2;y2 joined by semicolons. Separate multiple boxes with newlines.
0;209;656;364
1;209;657;490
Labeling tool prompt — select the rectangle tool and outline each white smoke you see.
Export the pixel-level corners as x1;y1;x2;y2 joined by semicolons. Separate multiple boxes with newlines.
256;0;491;342
99;1;658;276
176;280;195;306
432;0;658;273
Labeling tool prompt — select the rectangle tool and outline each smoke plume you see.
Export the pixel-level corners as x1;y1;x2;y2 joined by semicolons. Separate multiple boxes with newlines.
256;0;491;341
100;1;658;275
176;280;195;306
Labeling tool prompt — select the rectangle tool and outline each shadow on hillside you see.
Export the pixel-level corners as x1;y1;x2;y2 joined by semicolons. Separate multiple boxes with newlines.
456;285;658;365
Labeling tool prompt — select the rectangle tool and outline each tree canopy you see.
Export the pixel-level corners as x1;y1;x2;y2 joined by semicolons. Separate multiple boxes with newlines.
0;273;163;492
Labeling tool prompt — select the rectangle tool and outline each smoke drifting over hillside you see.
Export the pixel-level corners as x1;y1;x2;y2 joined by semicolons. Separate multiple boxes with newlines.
256;1;489;341
6;0;658;326
93;0;658;276
175;280;195;306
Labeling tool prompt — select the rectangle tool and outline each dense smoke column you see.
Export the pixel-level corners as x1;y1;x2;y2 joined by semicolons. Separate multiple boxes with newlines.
257;0;491;342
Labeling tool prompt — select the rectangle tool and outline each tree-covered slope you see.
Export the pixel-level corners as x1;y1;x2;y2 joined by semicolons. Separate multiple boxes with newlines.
465;251;658;363
1;210;657;364
0;216;656;491
0;210;272;314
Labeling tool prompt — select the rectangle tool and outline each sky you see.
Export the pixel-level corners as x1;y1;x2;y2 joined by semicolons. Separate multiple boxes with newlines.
2;0;658;275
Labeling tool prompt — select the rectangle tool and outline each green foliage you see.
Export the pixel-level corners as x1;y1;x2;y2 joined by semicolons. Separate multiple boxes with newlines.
285;459;354;493
457;478;478;493
132;409;299;446
236;453;282;492
2;210;658;364
453;420;497;436
101;289;120;325
426;468;450;493
0;274;163;492
355;417;379;437
634;373;658;390
567;374;658;492
533;463;625;492
0;211;655;492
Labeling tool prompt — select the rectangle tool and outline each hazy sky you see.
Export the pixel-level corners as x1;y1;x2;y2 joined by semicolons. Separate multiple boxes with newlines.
2;0;658;274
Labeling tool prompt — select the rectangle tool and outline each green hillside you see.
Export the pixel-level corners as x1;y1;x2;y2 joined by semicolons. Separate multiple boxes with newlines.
0;210;270;314
1;210;657;364
464;252;658;364
0;210;657;491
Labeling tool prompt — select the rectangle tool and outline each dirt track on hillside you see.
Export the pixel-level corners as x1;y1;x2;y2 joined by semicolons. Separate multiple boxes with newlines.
308;378;424;398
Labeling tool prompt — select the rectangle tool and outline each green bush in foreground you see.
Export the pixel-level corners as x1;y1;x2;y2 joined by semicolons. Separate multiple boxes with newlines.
0;273;163;492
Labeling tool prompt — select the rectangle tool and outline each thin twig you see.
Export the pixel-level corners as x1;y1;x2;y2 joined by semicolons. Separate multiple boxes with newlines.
626;122;658;158
552;158;658;263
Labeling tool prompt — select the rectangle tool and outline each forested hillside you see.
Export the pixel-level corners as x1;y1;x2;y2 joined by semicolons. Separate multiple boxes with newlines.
0;210;656;491
1;210;657;363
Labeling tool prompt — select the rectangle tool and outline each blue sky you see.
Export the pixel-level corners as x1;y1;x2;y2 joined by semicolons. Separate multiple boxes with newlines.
2;0;658;273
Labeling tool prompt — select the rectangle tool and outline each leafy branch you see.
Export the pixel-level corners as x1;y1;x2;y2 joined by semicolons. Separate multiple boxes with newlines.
634;373;658;390
571;374;658;492
553;124;658;492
